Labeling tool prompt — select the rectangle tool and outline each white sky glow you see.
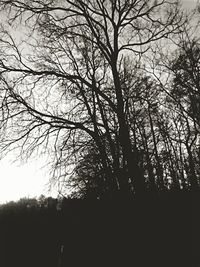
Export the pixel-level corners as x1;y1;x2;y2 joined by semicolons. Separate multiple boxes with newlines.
182;0;198;9
0;156;57;204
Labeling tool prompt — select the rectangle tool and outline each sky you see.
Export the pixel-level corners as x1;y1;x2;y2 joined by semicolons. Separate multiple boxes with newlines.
0;0;198;204
182;0;198;8
0;155;57;204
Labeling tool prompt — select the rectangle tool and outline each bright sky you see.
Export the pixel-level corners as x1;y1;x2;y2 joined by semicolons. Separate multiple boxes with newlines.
0;155;58;204
181;0;198;8
0;0;198;204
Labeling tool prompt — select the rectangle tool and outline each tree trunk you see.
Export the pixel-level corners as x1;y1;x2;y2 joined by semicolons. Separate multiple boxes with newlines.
111;63;145;195
185;144;199;191
148;105;164;191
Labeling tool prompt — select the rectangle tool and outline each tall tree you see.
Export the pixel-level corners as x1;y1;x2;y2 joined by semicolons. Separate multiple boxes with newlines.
0;0;186;196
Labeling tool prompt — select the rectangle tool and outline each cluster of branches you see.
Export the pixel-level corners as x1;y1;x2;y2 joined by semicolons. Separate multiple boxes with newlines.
0;0;199;199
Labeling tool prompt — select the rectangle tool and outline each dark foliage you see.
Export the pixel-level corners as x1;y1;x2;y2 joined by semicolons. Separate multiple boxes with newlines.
0;194;197;267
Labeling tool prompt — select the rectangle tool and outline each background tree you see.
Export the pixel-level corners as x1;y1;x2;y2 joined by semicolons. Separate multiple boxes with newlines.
146;7;200;192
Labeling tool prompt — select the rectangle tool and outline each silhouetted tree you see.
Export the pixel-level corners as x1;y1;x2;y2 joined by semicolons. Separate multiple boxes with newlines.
169;41;200;190
0;0;196;197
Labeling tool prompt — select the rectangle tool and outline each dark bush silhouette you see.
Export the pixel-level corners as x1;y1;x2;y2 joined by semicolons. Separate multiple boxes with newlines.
0;193;196;267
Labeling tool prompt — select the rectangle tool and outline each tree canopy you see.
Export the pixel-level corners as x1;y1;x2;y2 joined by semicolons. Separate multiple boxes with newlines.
0;0;199;199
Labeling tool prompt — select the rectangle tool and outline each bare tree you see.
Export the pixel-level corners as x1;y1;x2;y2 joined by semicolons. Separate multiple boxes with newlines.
0;0;186;197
